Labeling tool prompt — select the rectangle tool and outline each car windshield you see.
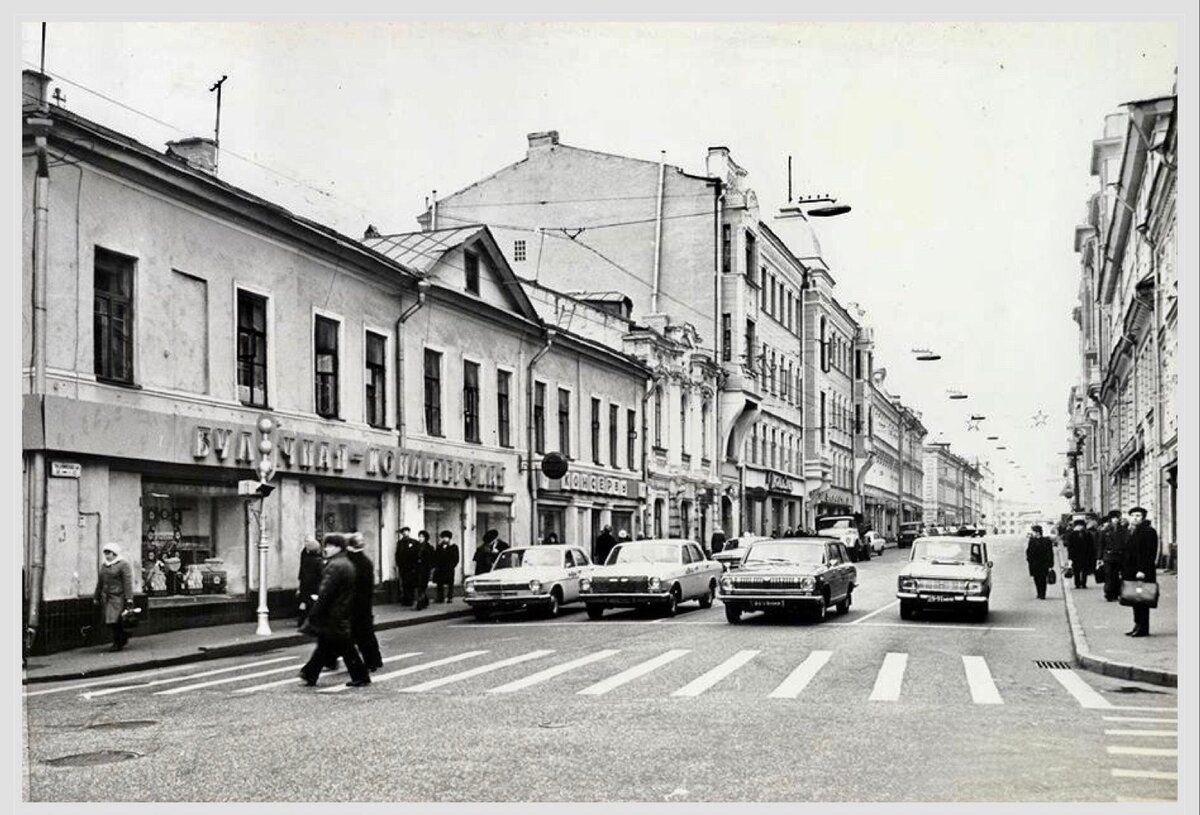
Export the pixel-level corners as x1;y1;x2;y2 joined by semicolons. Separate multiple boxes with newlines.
911;539;983;564
493;548;562;570
744;542;826;566
606;543;679;565
815;518;853;531
901;523;922;531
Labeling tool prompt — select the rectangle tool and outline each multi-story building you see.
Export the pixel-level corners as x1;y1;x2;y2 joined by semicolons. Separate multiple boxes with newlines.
863;381;928;537
1072;90;1177;564
922;444;981;527
993;498;1045;536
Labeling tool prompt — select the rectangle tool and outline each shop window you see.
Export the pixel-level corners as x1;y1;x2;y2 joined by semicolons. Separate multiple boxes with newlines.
497;370;512;448
591;397;602;464
314;315;340;418
558;388;571;457
318;490;383;577
93;247;135;384
423;349;443;436
141;481;244;598
237;289;268;407
364;331;387;428
464;249;480;295
654;499;664;539
463;360;480;443
626;408;637;470
609;403;619;468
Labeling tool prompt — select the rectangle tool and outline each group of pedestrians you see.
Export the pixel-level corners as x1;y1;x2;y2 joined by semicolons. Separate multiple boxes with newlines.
1024;507;1161;637
393;527;461;609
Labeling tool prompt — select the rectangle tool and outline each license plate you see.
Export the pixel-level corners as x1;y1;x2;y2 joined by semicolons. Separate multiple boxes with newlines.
751;600;786;608
922;595;959;603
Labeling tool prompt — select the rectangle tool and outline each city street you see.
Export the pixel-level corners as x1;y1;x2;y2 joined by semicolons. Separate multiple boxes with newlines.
22;535;1178;803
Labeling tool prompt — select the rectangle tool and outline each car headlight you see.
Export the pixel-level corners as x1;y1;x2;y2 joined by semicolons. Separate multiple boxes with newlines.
464;582;476;594
648;576;661;591
580;578;592;593
898;577;916;591
967;581;984;594
799;576;816;591
528;579;543;594
719;576;733;591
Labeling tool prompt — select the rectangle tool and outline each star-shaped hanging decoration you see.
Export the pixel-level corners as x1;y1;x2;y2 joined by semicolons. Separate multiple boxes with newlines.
1031;410;1049;427
967;418;982;431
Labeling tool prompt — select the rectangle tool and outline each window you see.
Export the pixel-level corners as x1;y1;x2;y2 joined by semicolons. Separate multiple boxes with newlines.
557;388;571;457
820;391;827;444
93;248;134;383
463;361;480;443
760;267;768;309
314;315;340;418
769;275;776;316
513;240;526;262
609;404;619;468
423;349;442;436
627;408;637;469
820;318;828;372
750;424;758;465
237;290;268;407
591;397;602;463
463;249;480;295
721;224;731;273
497;370;512;448
770;428;777;469
744;230;757;278
654;390;663;448
364;331;387;427
722;314;731;361
680;392;689;456
534;382;546;454
701;399;710;460
745;320;757;374
855;350;863;380
855;404;862;435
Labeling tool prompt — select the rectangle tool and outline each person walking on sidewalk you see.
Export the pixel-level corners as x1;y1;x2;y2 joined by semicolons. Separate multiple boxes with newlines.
345;533;383;671
1025;525;1055;600
297;537;323;628
94;543;135;652
1123;507;1159;638
395;527;418;607
412;530;435;610
433;530;459;603
1100;510;1130;602
299;533;371;688
1066;519;1095;588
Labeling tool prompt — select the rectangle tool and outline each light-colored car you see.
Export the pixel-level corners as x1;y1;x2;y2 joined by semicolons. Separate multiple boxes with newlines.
718;537;858;623
866;531;888;556
463;545;593;621
896;536;993;621
580;539;724;619
712;535;768;571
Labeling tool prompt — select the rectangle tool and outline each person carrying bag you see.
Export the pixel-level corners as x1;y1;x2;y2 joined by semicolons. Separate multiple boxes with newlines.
1119;507;1159;637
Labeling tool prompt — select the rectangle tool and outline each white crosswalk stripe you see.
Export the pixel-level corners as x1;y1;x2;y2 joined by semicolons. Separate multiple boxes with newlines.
671;650;759;698
399;650;554;693
316;651;490;694
1047;668;1113;709
1111;769;1178;781
1106;746;1177;757
1103;716;1177;724
1103;730;1177;737
489;650;620;694
869;652;908;702
578;650;690;696
767;650;832;699
24;663;202;698
962;655;1003;705
81;656;294;699
154;662;306;696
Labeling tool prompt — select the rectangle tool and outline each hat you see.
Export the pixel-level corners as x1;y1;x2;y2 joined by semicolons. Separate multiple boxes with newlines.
1031;524;1043;534
102;542;121;557
322;532;348;549
346;533;365;552
483;529;498;543
399;526;411;535
1128;506;1147;516
439;530;453;540
1107;510;1122;520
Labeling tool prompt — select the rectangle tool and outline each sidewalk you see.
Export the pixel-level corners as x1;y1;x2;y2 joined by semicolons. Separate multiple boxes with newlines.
22;599;472;685
1056;546;1177;687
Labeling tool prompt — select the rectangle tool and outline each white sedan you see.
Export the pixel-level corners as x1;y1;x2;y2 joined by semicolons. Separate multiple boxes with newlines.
463;545;593;621
866;531;888;555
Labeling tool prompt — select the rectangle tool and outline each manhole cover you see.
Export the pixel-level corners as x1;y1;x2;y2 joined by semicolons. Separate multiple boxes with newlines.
87;720;157;730
1034;660;1073;670
1110;686;1166;695
43;750;141;767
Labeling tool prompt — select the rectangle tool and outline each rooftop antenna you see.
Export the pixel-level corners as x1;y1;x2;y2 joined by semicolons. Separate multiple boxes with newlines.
40;22;46;75
787;154;793;203
209;74;228;170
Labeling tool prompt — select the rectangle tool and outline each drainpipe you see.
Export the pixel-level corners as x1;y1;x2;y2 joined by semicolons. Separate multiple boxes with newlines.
641;373;667;536
24;102;53;656
395;279;431;447
799;270;809;531
431;190;438;231
651;151;666;313
527;329;555;544
711;178;725;513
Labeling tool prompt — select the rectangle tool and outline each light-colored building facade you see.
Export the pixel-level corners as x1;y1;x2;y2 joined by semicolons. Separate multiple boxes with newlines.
863;381;928;537
922;445;982;528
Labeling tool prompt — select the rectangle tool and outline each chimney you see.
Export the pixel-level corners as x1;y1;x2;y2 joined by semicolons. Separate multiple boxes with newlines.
705;145;730;178
22;69;52;113
165;137;218;174
527;130;560;152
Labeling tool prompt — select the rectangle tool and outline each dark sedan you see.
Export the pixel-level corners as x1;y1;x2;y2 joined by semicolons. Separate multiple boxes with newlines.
717;538;857;623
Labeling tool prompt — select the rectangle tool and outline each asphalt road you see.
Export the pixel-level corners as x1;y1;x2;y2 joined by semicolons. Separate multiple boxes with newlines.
22;535;1178;803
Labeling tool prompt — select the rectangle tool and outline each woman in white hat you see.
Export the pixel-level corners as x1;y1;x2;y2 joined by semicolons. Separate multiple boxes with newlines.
94;543;135;651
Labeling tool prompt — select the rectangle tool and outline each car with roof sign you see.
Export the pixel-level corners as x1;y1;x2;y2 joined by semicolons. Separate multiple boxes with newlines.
580;539;722;619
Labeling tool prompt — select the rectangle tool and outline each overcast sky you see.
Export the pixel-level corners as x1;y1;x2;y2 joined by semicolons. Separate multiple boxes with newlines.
20;20;1178;513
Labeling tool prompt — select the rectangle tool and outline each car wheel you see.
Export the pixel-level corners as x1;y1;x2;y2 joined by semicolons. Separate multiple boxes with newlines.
585;604;604;621
663;587;680;617
899;600;914;620
724;604;742;624
699;581;716;609
472;608;491;622
836;588;852;615
813;592;829;622
543;589;561;618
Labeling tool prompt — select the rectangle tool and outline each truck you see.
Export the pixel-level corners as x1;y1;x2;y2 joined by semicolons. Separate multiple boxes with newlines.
815;513;870;563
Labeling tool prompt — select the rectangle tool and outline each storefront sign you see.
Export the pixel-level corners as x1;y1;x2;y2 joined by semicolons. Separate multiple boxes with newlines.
766;472;794;493
50;461;81;478
542;471;641;500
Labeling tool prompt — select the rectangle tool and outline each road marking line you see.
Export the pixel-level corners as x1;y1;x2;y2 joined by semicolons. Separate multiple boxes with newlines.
1104;730;1177;738
1115;797;1176;802
962;655;1003;705
825;622;1036;632
81;656;293;699
1111;769;1177;781
230;652;421;694
315;651;491;694
154;662;306;695
671;650;760;698
848;600;898;625
24;663;203;697
869;652;908;702
578;650;691;696
399;650;554;693
488;650;620;694
1109;705;1178;712
768;650;832;699
1047;668;1113;709
1107;746;1177;757
1103;717;1178;724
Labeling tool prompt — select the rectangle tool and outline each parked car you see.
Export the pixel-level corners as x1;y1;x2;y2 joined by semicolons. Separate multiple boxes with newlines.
815;515;869;562
580;539;723;619
896;536;993;621
718;537;857;623
897;522;924;548
712;535;768;571
463;545;593;621
866;530;888;556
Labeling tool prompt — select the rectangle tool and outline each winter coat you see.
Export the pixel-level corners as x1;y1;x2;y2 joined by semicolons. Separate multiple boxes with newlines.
306;551;357;639
1025;535;1054;577
1066;530;1096;574
710;532;727;555
298;550;324;601
413;540;436;585
94;559;134;624
472;545;495;575
1123;523;1159;583
395;537;418;578
1103;523;1130;565
345;550;377;620
433;542;459;584
595;531;616;565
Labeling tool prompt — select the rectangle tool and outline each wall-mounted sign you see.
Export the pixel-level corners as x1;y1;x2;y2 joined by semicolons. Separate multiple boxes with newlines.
50;461;82;478
541;470;641;500
766;472;794;493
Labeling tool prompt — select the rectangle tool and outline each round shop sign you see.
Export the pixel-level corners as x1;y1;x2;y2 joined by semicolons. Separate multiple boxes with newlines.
541;452;569;480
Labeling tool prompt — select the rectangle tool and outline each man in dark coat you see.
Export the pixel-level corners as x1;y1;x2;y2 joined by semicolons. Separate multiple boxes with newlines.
345;533;383;671
296;537;323;628
300;533;371;687
1123;507;1159;637
395;527;418;606
1100;510;1129;601
710;528;727;555
433;530;460;603
412;530;435;610
1025;525;1055;599
472;532;496;577
1066;520;1095;588
594;525;616;565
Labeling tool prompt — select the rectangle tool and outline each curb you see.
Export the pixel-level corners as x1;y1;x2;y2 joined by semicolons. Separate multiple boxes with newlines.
22;608;472;685
1060;575;1177;688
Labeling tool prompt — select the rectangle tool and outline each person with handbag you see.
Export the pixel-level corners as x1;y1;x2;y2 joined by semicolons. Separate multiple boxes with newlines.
1025;525;1055;600
94;543;135;652
1122;507;1159;637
